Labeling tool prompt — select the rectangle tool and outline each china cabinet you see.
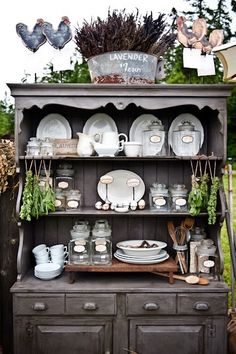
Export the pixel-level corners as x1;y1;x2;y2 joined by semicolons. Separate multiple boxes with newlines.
9;83;232;354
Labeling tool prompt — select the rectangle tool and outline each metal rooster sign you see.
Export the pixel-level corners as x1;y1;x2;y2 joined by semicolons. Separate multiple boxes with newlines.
16;17;72;52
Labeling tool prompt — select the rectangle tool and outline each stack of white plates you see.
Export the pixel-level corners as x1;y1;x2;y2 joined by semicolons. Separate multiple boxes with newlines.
114;249;169;265
34;263;62;280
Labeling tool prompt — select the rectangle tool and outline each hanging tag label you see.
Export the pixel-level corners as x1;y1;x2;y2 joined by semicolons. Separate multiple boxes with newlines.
197;54;216;76
183;48;201;68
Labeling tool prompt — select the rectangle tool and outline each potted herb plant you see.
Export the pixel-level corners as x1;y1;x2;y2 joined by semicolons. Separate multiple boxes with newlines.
75;9;176;84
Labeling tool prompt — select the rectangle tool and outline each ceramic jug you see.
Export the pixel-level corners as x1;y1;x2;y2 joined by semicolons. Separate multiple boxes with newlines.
76;132;94;156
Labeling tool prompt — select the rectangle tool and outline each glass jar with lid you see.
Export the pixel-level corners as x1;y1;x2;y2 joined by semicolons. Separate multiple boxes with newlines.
189;227;206;273
172;121;201;156
196;239;217;276
70;221;90;240
149;183;169;211
65;189;81;210
54;188;66;211
68;222;91;265
40;138;54;156
169;184;188;212
142;119;167;156
91;219;112;265
26;137;41;156
55;163;75;191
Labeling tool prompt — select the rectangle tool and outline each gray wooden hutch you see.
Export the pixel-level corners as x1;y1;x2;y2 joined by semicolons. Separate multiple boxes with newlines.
9;83;232;354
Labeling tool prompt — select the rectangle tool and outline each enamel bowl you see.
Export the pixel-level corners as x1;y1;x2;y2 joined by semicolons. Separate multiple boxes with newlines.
116;240;167;257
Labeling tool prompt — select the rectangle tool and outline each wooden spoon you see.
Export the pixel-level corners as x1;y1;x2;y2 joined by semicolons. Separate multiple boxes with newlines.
153;272;209;285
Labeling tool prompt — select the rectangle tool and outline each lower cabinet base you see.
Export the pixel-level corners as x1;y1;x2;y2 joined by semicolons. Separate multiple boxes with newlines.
11;275;228;354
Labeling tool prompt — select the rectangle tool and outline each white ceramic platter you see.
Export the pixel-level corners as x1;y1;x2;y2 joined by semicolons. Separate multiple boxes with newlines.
168;113;204;148
83;113;118;137
36;113;72;140
116;239;167;256
115;249;167;260
97;170;145;204
129;114;160;142
114;251;169;264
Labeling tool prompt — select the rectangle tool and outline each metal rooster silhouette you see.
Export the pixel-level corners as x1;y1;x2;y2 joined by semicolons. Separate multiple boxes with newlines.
42;16;72;50
177;16;224;53
16;18;47;52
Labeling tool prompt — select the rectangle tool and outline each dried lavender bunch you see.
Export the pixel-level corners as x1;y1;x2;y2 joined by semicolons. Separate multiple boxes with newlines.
75;9;175;59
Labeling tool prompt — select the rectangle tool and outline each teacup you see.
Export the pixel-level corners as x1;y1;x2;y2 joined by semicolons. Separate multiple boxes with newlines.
32;244;49;256
124;141;142;157
50;244;67;256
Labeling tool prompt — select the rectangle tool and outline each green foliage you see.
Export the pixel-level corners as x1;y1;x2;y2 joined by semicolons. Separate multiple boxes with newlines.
0;97;14;138
227;87;236;159
39;60;90;84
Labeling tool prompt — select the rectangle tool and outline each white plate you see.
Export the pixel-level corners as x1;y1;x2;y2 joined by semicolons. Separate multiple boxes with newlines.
168;113;204;148
35;263;61;272
129;114;161;142
36;114;72;140
115;249;167;260
116;239;167;256
114;252;169;264
83;113;118;137
97;170;145;204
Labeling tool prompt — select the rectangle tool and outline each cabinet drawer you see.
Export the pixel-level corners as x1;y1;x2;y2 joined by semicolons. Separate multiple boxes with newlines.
178;294;227;315
66;294;116;315
14;294;65;315
126;294;176;315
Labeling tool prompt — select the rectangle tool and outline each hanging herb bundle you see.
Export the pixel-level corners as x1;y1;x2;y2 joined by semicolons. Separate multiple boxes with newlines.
188;160;209;216
207;160;220;225
20;169;34;221
40;160;55;215
31;160;43;219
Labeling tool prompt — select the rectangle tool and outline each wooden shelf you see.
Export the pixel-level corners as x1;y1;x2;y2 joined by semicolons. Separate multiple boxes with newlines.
65;257;178;284
19;155;224;161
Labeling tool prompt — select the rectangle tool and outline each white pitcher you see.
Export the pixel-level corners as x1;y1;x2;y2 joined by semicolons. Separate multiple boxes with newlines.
76;132;94;156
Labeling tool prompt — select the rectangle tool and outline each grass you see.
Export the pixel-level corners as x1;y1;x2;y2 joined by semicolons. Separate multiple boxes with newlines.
222;171;236;308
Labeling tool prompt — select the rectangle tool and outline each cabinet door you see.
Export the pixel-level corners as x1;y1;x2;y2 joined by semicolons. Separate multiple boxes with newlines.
129;317;226;354
15;318;112;354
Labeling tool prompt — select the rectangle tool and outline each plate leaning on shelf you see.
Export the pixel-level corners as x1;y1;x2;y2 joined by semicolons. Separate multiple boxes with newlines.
168;113;204;148
83;113;118;139
97;169;145;204
36;113;72;140
129;114;160;142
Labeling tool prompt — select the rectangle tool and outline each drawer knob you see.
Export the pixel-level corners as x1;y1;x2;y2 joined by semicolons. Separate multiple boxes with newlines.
193;302;209;311
32;302;48;311
83;302;98;311
143;302;159;311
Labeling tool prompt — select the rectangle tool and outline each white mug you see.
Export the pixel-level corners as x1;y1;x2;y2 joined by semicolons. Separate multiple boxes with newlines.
124;141;142;157
96;132;128;148
50;244;67;255
32;244;49;256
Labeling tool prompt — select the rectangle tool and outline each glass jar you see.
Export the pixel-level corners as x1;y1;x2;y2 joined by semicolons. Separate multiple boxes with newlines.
172;121;201;156
142;120;166;156
189;227;206;273
68;238;91;265
196;239;217;275
149;183;169;211
65;189;81;210
55;163;74;191
54;188;66;211
70;221;90;240
26;137;41;156
169;184;188;212
91;220;112;265
40;138;54;156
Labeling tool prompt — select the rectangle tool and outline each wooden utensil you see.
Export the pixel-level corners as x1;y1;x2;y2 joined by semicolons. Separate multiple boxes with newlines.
153;272;209;285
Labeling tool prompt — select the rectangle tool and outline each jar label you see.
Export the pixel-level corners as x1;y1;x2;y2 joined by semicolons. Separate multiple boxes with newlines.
75;240;86;246
95;244;107;252
74;245;85;253
67;200;79;208
203;259;215;268
175;198;186;206
182;135;194;144
154;197;166;206
150;135;161;143
55;200;62;207
58;181;69;189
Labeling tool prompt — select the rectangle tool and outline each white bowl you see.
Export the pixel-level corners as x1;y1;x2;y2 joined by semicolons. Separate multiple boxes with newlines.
116;240;167;256
94;143;118;156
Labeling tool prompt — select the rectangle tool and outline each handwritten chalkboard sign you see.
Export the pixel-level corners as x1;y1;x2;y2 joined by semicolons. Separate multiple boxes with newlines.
88;51;158;84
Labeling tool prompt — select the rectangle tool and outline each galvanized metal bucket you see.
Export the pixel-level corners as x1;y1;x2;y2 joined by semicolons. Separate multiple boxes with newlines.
87;51;159;84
